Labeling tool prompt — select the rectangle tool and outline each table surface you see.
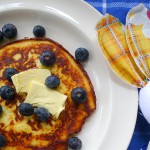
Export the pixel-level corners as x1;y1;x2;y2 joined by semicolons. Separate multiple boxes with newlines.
84;0;150;150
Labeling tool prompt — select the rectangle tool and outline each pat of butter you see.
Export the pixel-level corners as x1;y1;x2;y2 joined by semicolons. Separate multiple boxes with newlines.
24;80;67;119
12;69;51;93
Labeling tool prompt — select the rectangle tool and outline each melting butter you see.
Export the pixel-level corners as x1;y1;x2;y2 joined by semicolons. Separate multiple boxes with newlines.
12;69;51;93
24;80;67;119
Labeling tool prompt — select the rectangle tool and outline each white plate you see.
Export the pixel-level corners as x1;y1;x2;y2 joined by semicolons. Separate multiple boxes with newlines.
0;0;138;150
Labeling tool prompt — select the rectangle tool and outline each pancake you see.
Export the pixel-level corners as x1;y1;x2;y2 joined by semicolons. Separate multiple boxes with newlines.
0;38;96;150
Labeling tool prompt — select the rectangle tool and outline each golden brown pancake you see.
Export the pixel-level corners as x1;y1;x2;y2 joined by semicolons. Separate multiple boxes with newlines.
0;38;96;150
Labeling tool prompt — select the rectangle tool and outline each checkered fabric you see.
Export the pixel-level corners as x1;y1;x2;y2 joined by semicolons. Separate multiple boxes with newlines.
97;14;147;88
85;0;150;24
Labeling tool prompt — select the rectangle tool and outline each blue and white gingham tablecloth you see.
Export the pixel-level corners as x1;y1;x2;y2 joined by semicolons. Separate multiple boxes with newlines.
84;0;150;150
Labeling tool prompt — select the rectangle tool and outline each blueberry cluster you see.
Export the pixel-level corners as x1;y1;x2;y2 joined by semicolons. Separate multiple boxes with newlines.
0;67;18;147
0;68;18;101
17;50;58;121
18;103;50;122
39;48;87;150
0;25;90;149
0;24;46;42
39;50;60;88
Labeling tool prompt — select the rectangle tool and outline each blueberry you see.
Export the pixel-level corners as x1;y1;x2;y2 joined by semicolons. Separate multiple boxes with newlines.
0;134;6;147
40;50;56;67
5;68;18;82
1;86;15;100
71;87;87;103
0;106;2;114
0;31;4;41
68;137;82;150
19;103;34;116
33;25;46;37
2;24;17;39
75;48;89;62
34;107;50;122
45;75;60;88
